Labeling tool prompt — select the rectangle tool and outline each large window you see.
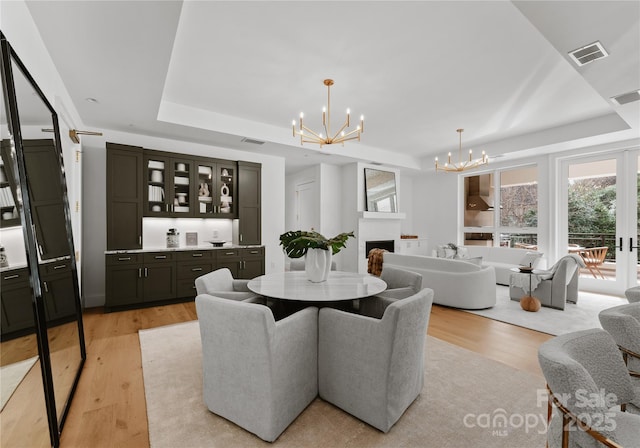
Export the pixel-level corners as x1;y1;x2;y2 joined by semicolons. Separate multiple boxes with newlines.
463;166;538;248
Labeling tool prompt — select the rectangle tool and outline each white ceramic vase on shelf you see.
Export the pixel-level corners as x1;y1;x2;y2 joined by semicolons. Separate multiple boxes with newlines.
305;248;332;283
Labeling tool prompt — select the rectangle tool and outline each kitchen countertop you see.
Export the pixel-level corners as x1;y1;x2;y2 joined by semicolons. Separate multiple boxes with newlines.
104;244;263;255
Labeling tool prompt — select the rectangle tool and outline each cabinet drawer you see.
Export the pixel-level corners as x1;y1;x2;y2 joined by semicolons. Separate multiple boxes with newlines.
106;253;142;265
217;249;240;260
143;252;175;263
177;262;213;280
176;250;214;261
1;268;30;287
42;261;72;276
241;247;264;257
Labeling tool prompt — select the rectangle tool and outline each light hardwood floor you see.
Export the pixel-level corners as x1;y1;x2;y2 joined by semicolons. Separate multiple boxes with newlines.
3;301;553;447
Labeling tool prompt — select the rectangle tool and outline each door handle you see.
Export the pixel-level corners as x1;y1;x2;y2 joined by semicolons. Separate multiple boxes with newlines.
617;237;623;251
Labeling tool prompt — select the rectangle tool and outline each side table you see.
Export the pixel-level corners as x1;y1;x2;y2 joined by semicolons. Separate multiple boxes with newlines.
510;267;541;312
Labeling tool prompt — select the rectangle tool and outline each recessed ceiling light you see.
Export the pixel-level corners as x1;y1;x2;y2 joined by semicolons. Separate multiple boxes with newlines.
85;97;99;104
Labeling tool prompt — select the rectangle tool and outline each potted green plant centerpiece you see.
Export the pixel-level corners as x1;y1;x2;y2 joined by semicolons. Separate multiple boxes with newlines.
279;230;355;282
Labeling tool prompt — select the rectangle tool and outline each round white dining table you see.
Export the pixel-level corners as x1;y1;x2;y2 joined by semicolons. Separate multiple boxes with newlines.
247;271;387;302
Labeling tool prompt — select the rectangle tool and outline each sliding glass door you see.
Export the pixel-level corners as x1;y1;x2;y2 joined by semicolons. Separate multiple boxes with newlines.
560;150;639;295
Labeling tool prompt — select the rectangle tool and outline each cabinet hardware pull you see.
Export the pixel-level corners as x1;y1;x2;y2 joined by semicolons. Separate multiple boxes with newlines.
138;268;142;278
240;234;243;243
191;268;203;272
43;281;49;293
225;252;234;255
192;253;203;257
144;267;148;277
250;251;258;254
4;274;19;280
155;255;167;259
53;264;66;270
139;236;142;246
119;257;132;261
617;237;623;251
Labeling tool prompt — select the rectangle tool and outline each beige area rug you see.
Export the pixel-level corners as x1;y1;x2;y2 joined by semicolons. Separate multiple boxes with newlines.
0;356;38;411
140;320;548;448
465;285;627;336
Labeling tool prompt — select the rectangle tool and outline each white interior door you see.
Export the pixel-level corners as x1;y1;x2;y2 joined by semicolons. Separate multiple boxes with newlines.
295;181;318;232
559;150;639;295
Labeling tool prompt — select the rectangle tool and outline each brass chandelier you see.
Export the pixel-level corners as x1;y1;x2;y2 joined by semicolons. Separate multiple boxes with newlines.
435;128;488;172
292;79;363;147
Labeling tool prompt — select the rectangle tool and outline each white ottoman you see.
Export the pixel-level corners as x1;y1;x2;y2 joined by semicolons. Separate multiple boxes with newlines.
625;286;640;303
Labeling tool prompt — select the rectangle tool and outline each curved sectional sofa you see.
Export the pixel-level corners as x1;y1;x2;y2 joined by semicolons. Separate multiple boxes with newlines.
382;252;496;309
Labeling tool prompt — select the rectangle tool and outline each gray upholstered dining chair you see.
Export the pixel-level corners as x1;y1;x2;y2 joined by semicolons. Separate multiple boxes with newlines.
195;294;319;442
538;329;640;448
194;267;260;301
599;302;640;398
359;266;423;318
510;254;585;309
318;288;434;433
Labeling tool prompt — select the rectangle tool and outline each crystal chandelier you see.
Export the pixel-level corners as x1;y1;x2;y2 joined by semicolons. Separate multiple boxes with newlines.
435;128;488;172
292;79;363;147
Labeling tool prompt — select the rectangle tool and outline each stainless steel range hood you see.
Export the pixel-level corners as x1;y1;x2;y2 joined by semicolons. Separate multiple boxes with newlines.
466;175;493;211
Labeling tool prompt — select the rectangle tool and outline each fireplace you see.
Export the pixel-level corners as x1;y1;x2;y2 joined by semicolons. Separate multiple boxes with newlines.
365;240;395;258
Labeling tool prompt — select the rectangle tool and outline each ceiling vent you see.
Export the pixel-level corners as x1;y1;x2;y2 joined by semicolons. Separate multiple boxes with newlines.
241;137;265;145
611;90;640;106
568;41;608;66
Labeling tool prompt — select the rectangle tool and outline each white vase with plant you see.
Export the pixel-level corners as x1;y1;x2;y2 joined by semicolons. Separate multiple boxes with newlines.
279;230;355;283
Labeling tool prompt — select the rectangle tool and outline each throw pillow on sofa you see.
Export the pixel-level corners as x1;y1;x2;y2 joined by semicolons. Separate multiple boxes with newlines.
519;251;543;268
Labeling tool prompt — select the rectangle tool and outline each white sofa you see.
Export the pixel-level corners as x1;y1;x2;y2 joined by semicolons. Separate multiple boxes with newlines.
463;246;544;286
382;252;496;309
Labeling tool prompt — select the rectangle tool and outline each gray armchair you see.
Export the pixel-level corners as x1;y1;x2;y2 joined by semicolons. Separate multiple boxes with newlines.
195;294;318;442
509;254;585;309
194;267;260;301
359;266;423;318
318;288;434;432
538;329;640;448
599;302;640;408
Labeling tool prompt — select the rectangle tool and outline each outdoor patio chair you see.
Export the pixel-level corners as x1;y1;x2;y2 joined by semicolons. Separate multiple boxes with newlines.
578;246;608;279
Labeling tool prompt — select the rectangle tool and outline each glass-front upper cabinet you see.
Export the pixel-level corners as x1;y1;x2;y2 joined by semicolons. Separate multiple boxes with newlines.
195;160;237;218
144;152;193;217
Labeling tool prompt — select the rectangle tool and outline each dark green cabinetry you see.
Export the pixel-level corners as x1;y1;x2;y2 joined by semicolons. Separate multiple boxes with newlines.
41;261;78;322
104;247;264;310
0;141;21;228
215;247;265;279
0;268;34;339
238;162;261;245
175;250;215;297
106;143;143;250
22;140;69;259
1;262;80;339
105;252;177;310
